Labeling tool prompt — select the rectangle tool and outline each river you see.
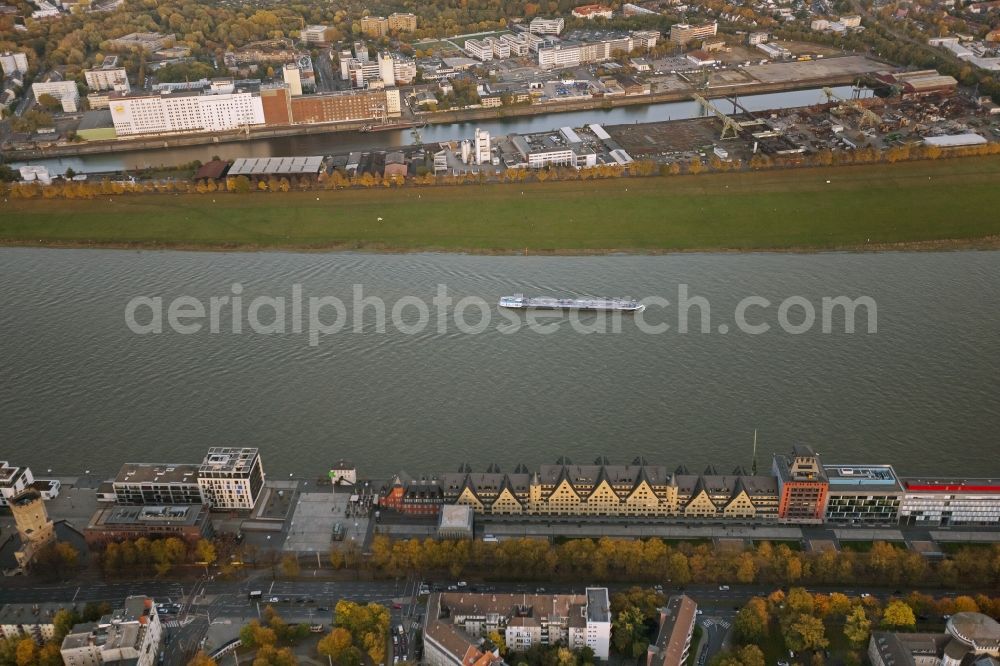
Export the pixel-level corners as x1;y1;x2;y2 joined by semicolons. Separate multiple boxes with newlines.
15;85;870;175
1;248;997;480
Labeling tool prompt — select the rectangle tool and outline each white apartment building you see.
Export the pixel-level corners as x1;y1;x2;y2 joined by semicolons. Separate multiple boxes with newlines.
0;603;67;643
61;597;161;666
538;37;632;67
84;67;129;92
31;79;79;112
0;52;29;76
529;17;565;35
339;49;353;79
0;462;34;506
196;447;265;511
110;88;265;136
347;59;382;87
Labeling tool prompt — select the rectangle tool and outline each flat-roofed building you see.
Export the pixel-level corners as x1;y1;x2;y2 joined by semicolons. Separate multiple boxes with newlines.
109;86;265;136
647;595;697;666
0;602;73;643
197;447;265;511
287;87;398;123
84;56;130;92
437;504;474;539
773;445;829;524
633;30;660;49
84;503;213;545
0;462;34;506
669;22;718;46
898;477;1000;526
529;17;565;34
107;32;173;52
424;588;611;666
301;25;332;44
359;15;388;37
388;12;417;31
61;597;161;666
823;464;902;525
31;78;79;112
0;51;29;76
112;463;203;505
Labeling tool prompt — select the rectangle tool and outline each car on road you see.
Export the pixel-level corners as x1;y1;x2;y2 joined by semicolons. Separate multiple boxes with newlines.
268;597;280;603
861;593;871;598
317;607;330;612
392;603;402;609
447;585;458;591
457;581;467;588
718;585;730;591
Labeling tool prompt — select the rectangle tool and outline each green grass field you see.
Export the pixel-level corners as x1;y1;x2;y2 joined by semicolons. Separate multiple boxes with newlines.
4;157;1000;252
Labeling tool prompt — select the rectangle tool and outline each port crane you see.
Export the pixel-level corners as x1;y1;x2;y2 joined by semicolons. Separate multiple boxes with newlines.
693;93;743;140
822;86;881;128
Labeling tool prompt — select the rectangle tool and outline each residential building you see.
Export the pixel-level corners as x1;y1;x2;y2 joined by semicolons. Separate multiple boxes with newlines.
773;445;829;523
840;14;862;27
31;78;79;112
702;37;727;52
10;489;56;570
301;25;332;45
669;22;718;46
529;17;565;34
474;128;491;164
84;503;214;545
107;32;172;52
0;51;29;76
0;603;71;643
898;478;1000;526
329;460;357;486
61;597;162;666
869;613;1000;666
109;85;265;136
823;464;902;525
380;473;444;515
647;595;697;666
359;15;388;37
112;463;203;505
423;589;611;666
572;4;614;19
196;447;265;511
388;460;780;520
387;12;417;31
748;31;769;45
84;56;129;92
0;461;34;506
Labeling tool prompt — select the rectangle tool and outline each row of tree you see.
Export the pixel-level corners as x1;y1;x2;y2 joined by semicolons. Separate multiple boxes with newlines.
97;536;216;577
362;536;1000;589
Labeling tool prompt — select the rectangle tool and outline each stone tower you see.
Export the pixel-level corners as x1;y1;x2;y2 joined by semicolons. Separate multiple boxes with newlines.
10;488;55;569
